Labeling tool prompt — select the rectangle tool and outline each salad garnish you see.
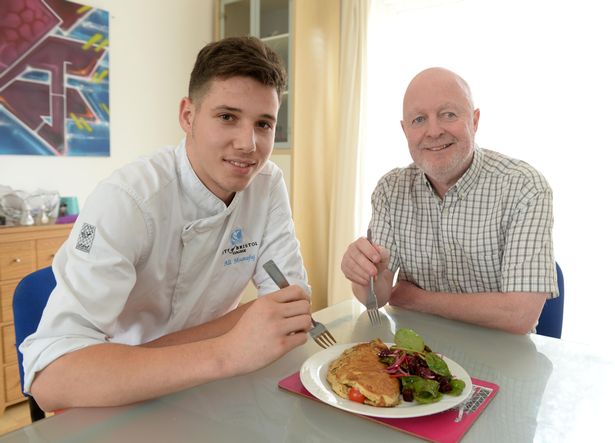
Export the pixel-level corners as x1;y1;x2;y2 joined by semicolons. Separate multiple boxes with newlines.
379;328;466;404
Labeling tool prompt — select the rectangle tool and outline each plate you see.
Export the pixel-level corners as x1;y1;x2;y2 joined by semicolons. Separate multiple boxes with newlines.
299;342;473;418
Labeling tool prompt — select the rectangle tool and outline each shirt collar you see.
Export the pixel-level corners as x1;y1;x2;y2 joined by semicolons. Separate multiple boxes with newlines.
175;138;240;218
453;145;483;199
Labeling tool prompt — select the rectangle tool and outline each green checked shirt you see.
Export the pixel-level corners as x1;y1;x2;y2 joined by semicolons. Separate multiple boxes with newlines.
370;147;558;297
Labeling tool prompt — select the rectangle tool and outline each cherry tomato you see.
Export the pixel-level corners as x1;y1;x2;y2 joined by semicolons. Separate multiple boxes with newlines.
348;387;366;403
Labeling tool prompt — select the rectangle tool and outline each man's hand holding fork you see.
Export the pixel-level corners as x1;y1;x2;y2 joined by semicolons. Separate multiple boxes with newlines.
341;230;394;315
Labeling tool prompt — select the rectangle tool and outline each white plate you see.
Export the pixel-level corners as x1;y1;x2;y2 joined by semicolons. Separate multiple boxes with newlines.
299;342;473;418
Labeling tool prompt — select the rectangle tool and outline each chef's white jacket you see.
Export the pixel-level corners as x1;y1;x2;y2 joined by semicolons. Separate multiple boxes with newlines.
20;141;308;392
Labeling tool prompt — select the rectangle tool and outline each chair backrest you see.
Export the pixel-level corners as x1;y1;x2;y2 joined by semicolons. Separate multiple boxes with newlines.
12;266;56;394
536;262;565;339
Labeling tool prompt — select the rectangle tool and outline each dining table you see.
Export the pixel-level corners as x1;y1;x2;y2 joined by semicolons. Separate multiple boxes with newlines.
1;299;613;443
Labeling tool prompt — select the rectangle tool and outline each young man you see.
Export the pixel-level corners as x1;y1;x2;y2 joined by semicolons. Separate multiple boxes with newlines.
21;37;312;410
341;67;558;334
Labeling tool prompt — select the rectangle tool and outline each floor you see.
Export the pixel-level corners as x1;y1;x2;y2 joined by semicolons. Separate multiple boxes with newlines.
0;402;32;436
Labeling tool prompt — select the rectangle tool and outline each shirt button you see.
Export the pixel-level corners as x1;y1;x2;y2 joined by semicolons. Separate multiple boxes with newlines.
442;208;448;216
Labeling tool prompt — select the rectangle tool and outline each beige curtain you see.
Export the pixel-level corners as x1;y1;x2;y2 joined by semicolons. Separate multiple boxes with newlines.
327;0;371;305
292;0;341;311
292;0;370;310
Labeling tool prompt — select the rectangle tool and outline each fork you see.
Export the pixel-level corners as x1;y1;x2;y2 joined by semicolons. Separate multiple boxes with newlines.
454;385;481;423
263;260;337;349
365;229;382;326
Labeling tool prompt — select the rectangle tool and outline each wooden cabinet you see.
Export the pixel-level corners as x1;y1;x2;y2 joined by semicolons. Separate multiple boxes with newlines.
0;224;72;414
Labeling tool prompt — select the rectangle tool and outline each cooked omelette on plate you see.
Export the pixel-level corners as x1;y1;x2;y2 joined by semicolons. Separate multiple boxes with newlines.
326;339;400;407
326;329;466;407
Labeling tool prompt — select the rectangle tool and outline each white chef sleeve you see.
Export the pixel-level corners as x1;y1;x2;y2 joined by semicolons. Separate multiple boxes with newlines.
20;182;150;393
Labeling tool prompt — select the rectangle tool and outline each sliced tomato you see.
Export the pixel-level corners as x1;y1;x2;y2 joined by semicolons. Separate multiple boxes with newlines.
348;386;366;403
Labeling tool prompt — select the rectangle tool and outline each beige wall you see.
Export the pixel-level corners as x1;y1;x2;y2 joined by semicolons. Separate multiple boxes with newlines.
0;0;215;208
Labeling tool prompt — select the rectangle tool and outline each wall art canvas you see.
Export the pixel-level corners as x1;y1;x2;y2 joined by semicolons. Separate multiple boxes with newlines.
0;0;110;156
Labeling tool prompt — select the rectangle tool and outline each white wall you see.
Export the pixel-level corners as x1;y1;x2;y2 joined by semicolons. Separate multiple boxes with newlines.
0;0;214;207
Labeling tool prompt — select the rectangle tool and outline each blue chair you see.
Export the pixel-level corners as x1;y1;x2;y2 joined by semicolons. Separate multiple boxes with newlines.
536;262;565;339
12;266;56;422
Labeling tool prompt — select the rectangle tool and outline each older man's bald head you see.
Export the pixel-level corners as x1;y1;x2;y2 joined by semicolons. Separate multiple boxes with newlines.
403;67;474;115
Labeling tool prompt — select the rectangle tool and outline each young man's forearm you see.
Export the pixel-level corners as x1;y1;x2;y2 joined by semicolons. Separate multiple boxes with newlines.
30;338;233;411
142;301;254;347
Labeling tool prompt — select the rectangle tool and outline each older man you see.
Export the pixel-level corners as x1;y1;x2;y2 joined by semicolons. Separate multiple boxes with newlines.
341;67;557;334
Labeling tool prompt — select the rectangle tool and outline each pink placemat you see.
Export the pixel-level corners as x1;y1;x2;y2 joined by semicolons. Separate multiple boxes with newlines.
278;371;498;443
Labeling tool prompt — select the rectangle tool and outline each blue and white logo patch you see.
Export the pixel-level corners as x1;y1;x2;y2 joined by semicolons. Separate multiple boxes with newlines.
222;227;258;265
76;223;96;253
230;228;243;246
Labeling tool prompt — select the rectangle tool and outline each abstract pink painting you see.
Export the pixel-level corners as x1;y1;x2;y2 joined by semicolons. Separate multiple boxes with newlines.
0;0;110;156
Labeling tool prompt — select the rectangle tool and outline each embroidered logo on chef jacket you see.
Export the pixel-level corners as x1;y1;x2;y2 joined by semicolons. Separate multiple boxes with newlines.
76;223;96;253
230;228;243;246
222;227;258;266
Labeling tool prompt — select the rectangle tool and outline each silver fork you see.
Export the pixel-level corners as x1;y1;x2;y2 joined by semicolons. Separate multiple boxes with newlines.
365;229;382;326
263;260;337;349
454;385;481;423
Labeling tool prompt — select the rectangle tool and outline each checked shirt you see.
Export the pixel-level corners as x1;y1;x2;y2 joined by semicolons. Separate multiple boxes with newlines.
370;147;558;297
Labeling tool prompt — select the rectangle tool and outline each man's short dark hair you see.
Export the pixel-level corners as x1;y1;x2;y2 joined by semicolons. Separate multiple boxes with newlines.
189;36;287;103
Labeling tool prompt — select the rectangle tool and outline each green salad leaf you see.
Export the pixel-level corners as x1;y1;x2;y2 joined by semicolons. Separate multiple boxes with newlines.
394;328;425;353
424;352;451;377
449;379;466;396
400;375;442;404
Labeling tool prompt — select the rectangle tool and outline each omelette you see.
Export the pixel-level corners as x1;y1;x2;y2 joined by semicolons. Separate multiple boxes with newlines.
326;339;400;407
